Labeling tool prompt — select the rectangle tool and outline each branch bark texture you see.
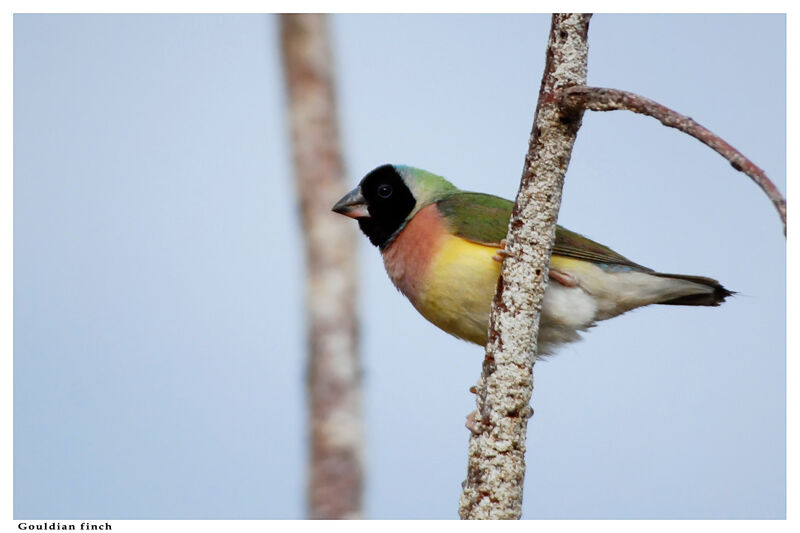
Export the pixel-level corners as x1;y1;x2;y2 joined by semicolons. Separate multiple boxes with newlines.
459;13;592;520
280;14;363;519
562;86;787;234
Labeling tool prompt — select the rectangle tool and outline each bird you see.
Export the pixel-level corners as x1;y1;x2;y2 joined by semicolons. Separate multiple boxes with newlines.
332;164;732;355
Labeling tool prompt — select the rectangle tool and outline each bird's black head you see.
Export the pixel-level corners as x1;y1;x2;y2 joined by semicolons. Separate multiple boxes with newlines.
332;164;416;248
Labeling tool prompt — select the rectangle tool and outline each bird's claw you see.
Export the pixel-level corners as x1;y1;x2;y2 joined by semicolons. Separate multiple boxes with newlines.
465;411;486;435
492;239;510;263
549;268;579;287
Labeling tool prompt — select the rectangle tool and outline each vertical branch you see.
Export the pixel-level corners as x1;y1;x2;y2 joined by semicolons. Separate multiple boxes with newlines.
280;14;363;519
459;13;592;520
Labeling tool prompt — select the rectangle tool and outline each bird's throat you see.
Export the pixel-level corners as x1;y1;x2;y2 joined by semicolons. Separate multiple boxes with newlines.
380;204;446;305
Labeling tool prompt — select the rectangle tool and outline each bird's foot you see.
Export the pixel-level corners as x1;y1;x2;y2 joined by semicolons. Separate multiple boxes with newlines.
465;411;486;435
549;268;578;287
492;241;578;288
492;239;510;263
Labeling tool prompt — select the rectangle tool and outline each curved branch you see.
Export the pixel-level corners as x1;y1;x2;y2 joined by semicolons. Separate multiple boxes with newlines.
562;86;786;235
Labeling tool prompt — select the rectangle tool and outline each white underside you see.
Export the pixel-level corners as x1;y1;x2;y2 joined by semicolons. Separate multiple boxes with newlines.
537;266;715;355
538;283;598;355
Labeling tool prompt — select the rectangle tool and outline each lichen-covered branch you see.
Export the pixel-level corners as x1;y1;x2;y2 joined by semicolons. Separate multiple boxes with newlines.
280;14;364;519
562;86;787;234
458;13;592;520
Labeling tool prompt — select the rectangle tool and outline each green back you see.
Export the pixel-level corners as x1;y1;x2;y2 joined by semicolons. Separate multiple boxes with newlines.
436;192;511;246
435;191;649;270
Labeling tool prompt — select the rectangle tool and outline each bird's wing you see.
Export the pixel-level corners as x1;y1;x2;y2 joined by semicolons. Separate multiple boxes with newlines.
436;191;651;271
436;192;512;247
553;225;651;271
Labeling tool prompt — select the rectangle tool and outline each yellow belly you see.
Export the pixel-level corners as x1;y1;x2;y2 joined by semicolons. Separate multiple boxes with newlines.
414;235;501;345
412;238;600;346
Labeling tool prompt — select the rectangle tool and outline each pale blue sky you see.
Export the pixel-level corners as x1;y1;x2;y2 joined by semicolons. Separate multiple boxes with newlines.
14;14;785;519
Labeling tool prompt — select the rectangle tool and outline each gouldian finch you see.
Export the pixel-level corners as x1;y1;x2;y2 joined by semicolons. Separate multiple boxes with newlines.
333;164;732;355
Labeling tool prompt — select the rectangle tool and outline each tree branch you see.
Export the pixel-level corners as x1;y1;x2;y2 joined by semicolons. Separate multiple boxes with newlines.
458;13;592;520
280;13;364;519
562;86;787;235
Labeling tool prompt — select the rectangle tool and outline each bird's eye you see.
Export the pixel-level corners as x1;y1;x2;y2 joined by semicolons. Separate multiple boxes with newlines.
377;184;393;199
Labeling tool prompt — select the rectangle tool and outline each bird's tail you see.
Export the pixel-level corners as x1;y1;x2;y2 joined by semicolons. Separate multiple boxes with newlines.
651;273;734;306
